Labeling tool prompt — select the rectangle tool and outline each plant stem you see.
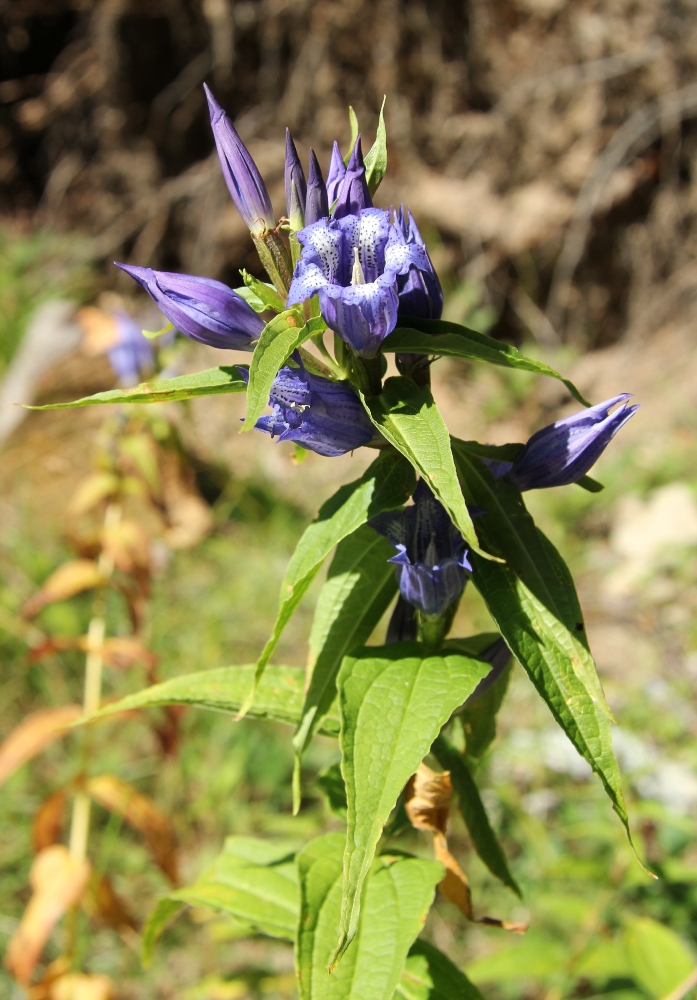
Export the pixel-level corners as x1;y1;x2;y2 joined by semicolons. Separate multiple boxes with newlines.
68;503;120;863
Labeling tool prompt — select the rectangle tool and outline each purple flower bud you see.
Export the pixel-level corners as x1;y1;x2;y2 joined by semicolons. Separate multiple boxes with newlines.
394;206;443;320
486;394;639;490
204;84;275;237
332;136;372;220
240;354;375;457
305;149;329;225
115;264;264;351
285;129;307;230
326;140;347;205
370;480;472;618
107;311;154;386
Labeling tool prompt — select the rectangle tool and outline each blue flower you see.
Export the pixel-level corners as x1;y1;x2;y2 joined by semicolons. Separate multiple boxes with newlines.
240;355;375;457
369;480;472;618
305;149;329;225
326;140;347;205
485;394;639;490
115;264;264;350
332;136;372;220
287;208;430;358
285;129;307;231
394;206;443;320
204;84;275;237
107;311;154;386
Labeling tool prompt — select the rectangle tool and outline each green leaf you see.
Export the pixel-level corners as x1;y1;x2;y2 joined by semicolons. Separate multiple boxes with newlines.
296;833;442;997
347;107;360;164
242;312;326;431
576;474;604;493
240;269;287;313
142;897;185;966
623;917;695;998
456;652;512;766
396;940;486;1000
317;762;348;819
452;442;641;858
335;643;490;961
27;366;249;410
383;321;590;407
364;97;387;194
292;525;398;806
247;451;416;715
432;734;520;897
361;378;491;560
82;664;339;737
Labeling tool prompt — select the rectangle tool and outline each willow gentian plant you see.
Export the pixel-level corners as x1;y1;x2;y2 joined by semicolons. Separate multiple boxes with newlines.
35;93;643;998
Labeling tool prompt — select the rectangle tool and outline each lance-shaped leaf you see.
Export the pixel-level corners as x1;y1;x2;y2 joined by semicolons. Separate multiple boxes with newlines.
247;451;416;715
22;560;104;618
80;664;341;736
297;833;442;997
242;312;326;431
27;366;248;409
364;97;387;194
0;706;82;787
432;734;520;896
86;774;178;883
396;940;486;1000
335;643;490;962
383;320;589;407
238;269;287;313
452;442;639;858
292;526;398;807
361;378;491;559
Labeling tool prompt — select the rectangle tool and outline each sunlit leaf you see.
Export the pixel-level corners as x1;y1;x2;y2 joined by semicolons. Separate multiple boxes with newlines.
335;643;490;960
383;321;590;406
623;917;695;998
27;366;248;409
239;269;287;313
396;940;486;1000
364;97;387;194
297;833;442;995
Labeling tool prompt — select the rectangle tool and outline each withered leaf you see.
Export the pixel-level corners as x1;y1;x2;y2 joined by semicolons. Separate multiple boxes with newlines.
32;791;68;853
85;774;178;883
0;706;82;788
5;846;91;985
84;873;137;932
23;561;104;618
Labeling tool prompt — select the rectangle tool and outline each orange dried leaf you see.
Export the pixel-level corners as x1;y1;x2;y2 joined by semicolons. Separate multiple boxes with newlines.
50;972;113;1000
23;561;104;618
0;706;82;788
86;775;178;883
68;473;120;517
5;846;91;985
85;873;137;932
100;637;158;671
77;307;119;355
101;521;150;576
32;791;68;853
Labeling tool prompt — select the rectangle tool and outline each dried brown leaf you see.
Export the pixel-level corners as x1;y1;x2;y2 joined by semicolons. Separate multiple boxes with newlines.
23;561;104;618
101;520;150;576
84;873;137;932
32;791;68;853
85;774;178;883
68;473;120;518
0;706;82;788
405;763;525;934
100;637;158;671
5;846;91;985
160;449;213;550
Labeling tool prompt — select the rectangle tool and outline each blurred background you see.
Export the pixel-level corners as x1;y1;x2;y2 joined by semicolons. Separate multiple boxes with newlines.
1;1;697;998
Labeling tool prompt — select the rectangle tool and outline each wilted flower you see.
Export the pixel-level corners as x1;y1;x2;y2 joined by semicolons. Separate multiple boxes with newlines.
333;137;372;220
369;479;472;618
107;311;154;386
486;394;639;490
287;208;430;358
204;84;275;237
240;354;375;457
305;149;329;226
115;265;264;350
326;140;346;205
394;206;443;321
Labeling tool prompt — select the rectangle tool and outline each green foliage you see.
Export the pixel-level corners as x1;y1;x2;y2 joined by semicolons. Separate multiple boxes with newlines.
335;643;490;959
238;270;288;313
396;941;486;1000
29;366;249;408
364;97;388;195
